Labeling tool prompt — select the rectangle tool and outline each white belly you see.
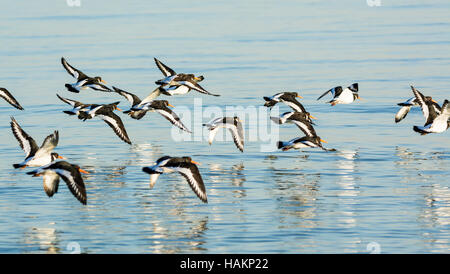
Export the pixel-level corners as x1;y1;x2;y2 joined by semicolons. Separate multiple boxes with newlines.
26;155;53;167
334;89;354;104
167;85;190;95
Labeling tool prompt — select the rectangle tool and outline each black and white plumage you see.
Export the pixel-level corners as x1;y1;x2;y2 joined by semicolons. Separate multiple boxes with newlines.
263;92;306;112
127;99;192;133
203;116;244;152
26;161;89;205
395;97;420;123
317;83;360;105
56;94;92;116
410;86;449;135
113;86;167;120
277;135;328;151
10;117;64;169
77;102;132;144
142;156;207;203
154;58;219;97
270;111;318;137
61;57;111;93
113;86;163;119
395;95;438;123
0;88;24;110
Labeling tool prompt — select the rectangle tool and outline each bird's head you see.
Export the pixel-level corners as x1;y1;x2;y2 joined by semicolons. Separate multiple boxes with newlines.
94;76;107;84
51;152;66;161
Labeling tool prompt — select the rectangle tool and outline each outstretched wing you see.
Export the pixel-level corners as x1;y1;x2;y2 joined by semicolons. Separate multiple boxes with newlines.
97;112;132;144
225;122;244;152
42;172;60;198
207;127;220;145
395;106;412;123
61;57;88;80
154;57;176;77
155;108;192;133
173;163;208;203
181;81;220;97
317;89;332;101
56;93;83;108
292;120;317;137
141;87;163;104
55;166;87;205
0;88;24;110
410;86;430;121
37;131;59;156
10;117;39;158
112;86;141;106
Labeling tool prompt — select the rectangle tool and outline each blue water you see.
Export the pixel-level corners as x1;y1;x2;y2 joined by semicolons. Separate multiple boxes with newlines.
0;0;449;253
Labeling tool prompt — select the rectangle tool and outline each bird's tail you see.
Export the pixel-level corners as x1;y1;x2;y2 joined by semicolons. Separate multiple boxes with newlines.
13;163;25;169
413;126;429;135
63;111;76;116
277;141;283;149
65;84;80;93
278;141;294;151
77;111;90;121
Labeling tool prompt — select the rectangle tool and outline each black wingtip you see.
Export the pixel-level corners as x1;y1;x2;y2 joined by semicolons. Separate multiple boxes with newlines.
413;126;428;135
13;164;23;169
111;86;121;92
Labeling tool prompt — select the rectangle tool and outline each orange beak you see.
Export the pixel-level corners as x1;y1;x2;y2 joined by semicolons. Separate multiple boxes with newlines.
101;79;107;84
309;114;317;120
320;139;328;143
191;160;201;165
358;95;363;100
432;99;437;104
297;95;303;99
57;155;65;159
115;106;122;111
168;103;175;108
79;168;90;174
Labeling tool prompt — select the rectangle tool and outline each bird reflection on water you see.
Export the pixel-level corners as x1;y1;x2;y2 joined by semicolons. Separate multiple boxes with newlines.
22;226;60;254
209;162;246;199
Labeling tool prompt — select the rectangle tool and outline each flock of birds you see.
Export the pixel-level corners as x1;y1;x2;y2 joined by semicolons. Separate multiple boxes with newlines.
0;57;449;205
